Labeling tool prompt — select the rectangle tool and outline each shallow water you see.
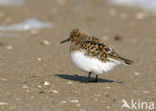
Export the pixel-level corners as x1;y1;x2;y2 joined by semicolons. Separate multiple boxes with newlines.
0;0;25;5
0;18;54;31
109;0;156;13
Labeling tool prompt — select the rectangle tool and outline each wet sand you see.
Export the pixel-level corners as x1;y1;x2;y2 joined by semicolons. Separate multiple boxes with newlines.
0;0;156;111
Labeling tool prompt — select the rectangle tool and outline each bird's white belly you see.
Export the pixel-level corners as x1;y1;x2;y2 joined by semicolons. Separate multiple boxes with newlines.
70;51;117;74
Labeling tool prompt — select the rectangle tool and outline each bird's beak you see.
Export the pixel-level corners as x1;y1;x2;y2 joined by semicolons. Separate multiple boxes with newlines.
60;38;70;44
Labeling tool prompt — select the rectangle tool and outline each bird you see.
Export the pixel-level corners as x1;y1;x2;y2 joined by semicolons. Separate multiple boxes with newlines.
60;28;133;82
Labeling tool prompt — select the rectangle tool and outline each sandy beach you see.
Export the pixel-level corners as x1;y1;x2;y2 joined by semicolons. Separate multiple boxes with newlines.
0;0;156;111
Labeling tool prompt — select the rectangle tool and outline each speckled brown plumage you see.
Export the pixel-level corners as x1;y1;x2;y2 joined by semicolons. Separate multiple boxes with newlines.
60;28;133;82
69;28;133;64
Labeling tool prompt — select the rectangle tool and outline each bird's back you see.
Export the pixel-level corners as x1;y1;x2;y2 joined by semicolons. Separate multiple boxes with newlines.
70;28;133;65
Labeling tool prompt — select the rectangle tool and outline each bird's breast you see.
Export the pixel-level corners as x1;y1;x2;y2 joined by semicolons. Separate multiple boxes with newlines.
70;50;117;74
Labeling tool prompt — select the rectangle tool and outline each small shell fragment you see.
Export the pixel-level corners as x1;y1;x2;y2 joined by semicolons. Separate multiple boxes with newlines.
136;12;145;20
26;90;30;92
79;109;86;111
0;102;8;106
67;81;73;84
23;85;29;89
6;45;13;50
60;101;66;104
94;98;98;101
106;106;110;109
70;100;79;103
49;90;58;94
76;104;81;107
104;86;111;89
73;91;78;94
44;81;50;86
38;85;42;88
37;58;42;61
41;40;50;45
134;72;140;76
144;91;150;94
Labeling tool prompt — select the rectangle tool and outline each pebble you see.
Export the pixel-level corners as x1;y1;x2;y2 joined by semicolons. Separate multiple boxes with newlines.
0;42;5;46
38;91;45;94
105;94;109;97
114;35;123;41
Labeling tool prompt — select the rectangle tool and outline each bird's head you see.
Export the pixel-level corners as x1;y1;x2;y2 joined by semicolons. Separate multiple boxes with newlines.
60;28;83;44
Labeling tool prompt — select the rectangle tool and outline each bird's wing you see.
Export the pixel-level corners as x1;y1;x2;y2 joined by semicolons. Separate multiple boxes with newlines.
98;41;133;64
79;34;133;64
80;40;109;62
101;42;133;64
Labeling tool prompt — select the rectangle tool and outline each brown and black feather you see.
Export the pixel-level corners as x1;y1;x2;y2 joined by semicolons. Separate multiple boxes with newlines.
70;28;133;65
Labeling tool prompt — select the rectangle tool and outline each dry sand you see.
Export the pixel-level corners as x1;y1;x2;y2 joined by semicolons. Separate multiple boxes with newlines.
0;0;156;111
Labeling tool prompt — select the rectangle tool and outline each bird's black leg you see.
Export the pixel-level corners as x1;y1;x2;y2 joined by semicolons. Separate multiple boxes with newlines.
95;75;98;82
87;72;91;82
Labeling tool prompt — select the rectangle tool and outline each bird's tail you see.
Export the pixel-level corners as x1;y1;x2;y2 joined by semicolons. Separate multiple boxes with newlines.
121;57;133;65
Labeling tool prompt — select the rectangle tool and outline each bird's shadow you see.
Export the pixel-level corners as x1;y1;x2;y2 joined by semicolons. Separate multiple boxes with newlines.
55;74;122;83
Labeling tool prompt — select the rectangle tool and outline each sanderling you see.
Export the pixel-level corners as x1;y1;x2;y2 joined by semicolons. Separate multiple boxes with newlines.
60;28;133;82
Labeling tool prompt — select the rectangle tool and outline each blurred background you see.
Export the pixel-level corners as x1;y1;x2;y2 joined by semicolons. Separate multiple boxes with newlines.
0;0;156;111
